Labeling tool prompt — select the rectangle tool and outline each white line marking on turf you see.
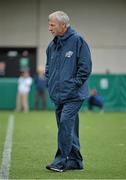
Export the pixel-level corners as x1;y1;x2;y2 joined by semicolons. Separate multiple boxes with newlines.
0;114;15;180
118;143;125;146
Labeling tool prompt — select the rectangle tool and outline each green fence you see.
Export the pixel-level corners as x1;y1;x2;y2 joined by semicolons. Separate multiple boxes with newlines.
88;74;126;111
0;74;126;111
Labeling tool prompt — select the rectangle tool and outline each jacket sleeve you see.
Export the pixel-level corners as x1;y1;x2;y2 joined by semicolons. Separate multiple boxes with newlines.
74;37;92;87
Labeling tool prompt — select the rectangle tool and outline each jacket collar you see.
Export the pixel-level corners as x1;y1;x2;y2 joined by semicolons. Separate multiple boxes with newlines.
53;26;75;46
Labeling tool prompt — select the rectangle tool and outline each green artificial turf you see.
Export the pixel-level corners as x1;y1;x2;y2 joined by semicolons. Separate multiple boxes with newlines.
0;111;10;165
0;111;126;179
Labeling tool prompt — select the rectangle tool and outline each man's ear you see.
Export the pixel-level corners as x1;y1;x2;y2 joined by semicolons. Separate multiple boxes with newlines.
62;23;67;30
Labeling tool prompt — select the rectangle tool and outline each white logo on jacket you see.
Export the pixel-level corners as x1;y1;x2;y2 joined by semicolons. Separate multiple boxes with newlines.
65;51;73;58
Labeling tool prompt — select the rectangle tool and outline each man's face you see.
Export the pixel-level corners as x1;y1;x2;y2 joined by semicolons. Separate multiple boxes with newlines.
48;17;66;36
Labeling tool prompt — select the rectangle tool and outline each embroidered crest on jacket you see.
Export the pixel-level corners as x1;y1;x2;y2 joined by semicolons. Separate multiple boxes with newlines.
65;51;73;58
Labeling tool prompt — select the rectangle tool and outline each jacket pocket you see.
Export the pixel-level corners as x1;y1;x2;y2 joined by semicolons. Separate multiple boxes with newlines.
60;78;78;99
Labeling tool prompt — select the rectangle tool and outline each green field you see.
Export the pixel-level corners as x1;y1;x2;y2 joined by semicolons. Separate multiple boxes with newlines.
0;111;126;179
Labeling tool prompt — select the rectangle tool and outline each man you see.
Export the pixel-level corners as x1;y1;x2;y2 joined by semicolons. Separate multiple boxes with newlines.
34;66;47;110
45;11;92;172
88;89;103;111
16;71;32;112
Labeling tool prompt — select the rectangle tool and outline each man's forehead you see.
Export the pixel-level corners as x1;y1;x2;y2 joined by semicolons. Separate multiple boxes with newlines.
49;15;58;21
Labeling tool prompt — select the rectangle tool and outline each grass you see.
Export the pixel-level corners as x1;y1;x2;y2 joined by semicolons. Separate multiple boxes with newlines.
0;111;10;165
0;111;126;179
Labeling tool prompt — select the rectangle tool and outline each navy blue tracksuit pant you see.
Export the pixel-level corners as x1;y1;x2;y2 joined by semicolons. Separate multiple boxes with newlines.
52;101;84;169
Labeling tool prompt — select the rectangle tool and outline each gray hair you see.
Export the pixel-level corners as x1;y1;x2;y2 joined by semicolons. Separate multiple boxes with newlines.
48;11;70;27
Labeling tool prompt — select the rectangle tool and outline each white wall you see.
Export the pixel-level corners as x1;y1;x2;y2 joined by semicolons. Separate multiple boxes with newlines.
0;0;126;73
92;48;126;73
0;0;38;46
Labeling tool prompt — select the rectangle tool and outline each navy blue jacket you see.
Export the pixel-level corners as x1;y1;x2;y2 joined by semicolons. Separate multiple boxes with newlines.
45;26;92;104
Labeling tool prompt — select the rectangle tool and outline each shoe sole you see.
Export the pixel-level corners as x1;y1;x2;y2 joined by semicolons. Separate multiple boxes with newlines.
46;166;83;172
46;166;64;172
50;167;64;172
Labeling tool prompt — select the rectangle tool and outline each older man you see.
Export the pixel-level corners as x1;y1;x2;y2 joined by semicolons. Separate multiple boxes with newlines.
45;11;92;172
